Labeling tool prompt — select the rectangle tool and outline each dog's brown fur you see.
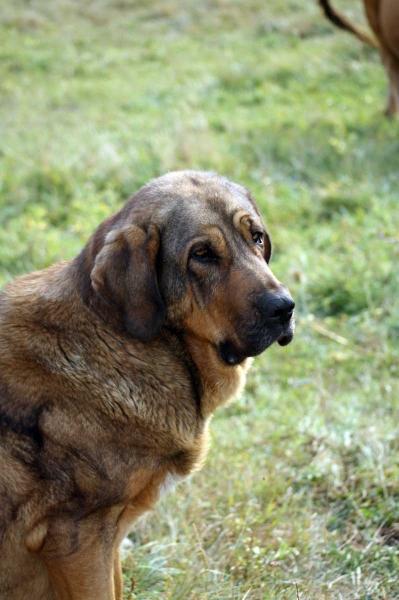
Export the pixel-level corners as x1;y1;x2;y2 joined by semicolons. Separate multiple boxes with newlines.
0;171;294;600
319;0;399;116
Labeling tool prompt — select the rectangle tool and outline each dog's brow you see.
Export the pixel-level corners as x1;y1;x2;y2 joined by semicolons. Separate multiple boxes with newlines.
187;225;228;245
232;209;251;230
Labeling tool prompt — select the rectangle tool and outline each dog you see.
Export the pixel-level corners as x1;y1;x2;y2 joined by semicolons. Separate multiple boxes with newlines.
319;0;399;116
0;171;295;600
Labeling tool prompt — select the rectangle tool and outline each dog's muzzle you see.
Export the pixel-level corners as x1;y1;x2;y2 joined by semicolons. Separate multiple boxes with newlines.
218;286;295;366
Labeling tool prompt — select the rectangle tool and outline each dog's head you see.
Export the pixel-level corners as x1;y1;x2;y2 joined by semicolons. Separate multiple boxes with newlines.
84;171;294;366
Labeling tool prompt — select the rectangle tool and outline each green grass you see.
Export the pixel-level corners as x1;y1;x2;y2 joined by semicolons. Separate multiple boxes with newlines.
1;0;399;598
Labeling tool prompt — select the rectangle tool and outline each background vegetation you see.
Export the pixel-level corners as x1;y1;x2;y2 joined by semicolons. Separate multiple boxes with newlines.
1;0;399;598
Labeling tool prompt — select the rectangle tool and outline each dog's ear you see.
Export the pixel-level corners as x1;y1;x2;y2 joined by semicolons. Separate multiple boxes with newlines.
91;224;165;341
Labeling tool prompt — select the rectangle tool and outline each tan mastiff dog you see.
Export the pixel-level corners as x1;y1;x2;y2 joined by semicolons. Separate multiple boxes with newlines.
319;0;399;116
0;171;295;599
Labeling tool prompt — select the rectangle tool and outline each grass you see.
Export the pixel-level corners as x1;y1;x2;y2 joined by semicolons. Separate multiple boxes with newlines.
1;0;399;598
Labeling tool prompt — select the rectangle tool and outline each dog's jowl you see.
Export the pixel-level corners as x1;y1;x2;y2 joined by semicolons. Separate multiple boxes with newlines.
0;171;294;600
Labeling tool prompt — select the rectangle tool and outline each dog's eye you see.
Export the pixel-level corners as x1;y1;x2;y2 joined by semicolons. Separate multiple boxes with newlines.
194;248;208;258
252;232;264;246
191;247;217;262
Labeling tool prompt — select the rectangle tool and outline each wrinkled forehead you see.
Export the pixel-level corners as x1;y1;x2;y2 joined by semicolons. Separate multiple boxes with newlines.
152;171;262;244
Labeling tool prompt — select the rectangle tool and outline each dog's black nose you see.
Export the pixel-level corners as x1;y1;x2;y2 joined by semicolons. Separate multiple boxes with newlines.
257;289;295;324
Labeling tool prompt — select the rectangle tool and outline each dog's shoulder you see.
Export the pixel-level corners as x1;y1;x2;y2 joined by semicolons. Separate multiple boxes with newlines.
0;261;205;535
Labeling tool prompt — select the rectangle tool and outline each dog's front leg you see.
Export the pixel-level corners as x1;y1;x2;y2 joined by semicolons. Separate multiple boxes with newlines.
39;517;117;600
113;547;123;600
45;544;116;600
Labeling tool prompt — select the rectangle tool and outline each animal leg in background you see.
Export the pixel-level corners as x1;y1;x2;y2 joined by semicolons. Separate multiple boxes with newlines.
318;0;399;116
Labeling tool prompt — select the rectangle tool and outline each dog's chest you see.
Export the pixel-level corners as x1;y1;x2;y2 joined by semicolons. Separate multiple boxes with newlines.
157;471;185;500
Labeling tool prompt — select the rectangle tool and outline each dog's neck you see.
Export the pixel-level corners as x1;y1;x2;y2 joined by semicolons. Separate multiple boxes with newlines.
72;249;249;420
182;333;251;418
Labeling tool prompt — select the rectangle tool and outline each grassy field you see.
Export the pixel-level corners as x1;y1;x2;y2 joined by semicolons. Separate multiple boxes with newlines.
1;0;399;598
